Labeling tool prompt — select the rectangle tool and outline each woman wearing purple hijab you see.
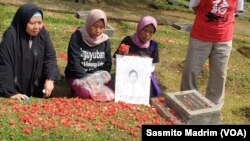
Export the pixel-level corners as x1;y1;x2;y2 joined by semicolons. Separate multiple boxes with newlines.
65;9;112;99
113;16;161;98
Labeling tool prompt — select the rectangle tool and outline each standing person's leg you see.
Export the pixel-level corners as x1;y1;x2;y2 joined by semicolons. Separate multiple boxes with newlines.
180;38;212;91
206;41;232;109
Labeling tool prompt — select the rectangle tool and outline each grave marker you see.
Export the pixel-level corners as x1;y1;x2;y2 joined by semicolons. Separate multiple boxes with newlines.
75;11;115;37
172;23;192;32
150;97;184;124
168;0;179;6
165;90;221;125
75;11;90;20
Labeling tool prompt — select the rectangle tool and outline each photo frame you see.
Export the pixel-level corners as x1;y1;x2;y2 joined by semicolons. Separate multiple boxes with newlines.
115;54;153;105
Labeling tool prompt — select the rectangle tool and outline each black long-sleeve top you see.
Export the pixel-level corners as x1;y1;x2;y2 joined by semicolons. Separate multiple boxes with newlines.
113;36;159;63
64;30;112;80
0;3;60;98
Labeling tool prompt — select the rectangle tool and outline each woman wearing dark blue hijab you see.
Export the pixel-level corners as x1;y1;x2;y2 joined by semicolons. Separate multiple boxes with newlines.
0;3;60;101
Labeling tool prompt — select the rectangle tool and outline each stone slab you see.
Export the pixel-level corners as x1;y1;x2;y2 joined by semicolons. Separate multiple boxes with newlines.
165;89;221;125
75;11;90;20
75;11;115;37
172;23;192;32
150;97;184;125
168;0;179;6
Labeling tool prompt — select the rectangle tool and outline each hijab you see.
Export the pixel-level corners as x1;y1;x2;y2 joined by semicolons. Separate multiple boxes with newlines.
11;3;43;33
130;16;157;48
0;3;56;97
78;9;109;47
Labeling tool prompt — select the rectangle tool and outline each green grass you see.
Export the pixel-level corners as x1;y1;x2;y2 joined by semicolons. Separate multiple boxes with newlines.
0;1;250;140
149;2;190;13
0;4;16;34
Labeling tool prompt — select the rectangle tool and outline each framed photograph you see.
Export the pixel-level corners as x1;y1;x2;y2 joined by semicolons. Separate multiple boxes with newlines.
115;55;153;105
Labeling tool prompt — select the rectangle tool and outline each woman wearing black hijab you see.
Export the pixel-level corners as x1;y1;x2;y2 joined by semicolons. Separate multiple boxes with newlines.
0;3;60;101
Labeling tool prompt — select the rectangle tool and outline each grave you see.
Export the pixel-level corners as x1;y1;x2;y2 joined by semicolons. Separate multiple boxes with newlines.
237;46;250;59
168;0;179;6
150;97;184;124
75;11;115;37
172;23;192;32
165;90;221;125
75;11;90;20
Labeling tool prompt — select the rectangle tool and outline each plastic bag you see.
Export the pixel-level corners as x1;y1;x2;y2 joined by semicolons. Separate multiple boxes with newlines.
73;71;115;102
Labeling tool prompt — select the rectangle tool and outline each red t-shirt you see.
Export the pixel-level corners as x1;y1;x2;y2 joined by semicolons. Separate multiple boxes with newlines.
191;0;238;42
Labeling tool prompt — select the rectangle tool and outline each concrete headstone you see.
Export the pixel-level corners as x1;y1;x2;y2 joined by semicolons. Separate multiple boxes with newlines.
150;97;183;124
165;89;221;125
75;11;90;20
172;23;192;32
168;0;179;6
75;11;115;37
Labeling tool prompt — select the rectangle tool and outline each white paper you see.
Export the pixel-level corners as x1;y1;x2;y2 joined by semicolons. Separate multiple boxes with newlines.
115;55;152;106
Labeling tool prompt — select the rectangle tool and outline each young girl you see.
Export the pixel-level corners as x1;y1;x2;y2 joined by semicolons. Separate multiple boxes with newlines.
64;9;113;99
113;16;161;97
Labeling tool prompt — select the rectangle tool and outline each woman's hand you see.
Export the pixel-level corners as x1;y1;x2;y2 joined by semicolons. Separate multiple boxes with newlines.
118;44;130;55
10;93;28;102
44;79;54;98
